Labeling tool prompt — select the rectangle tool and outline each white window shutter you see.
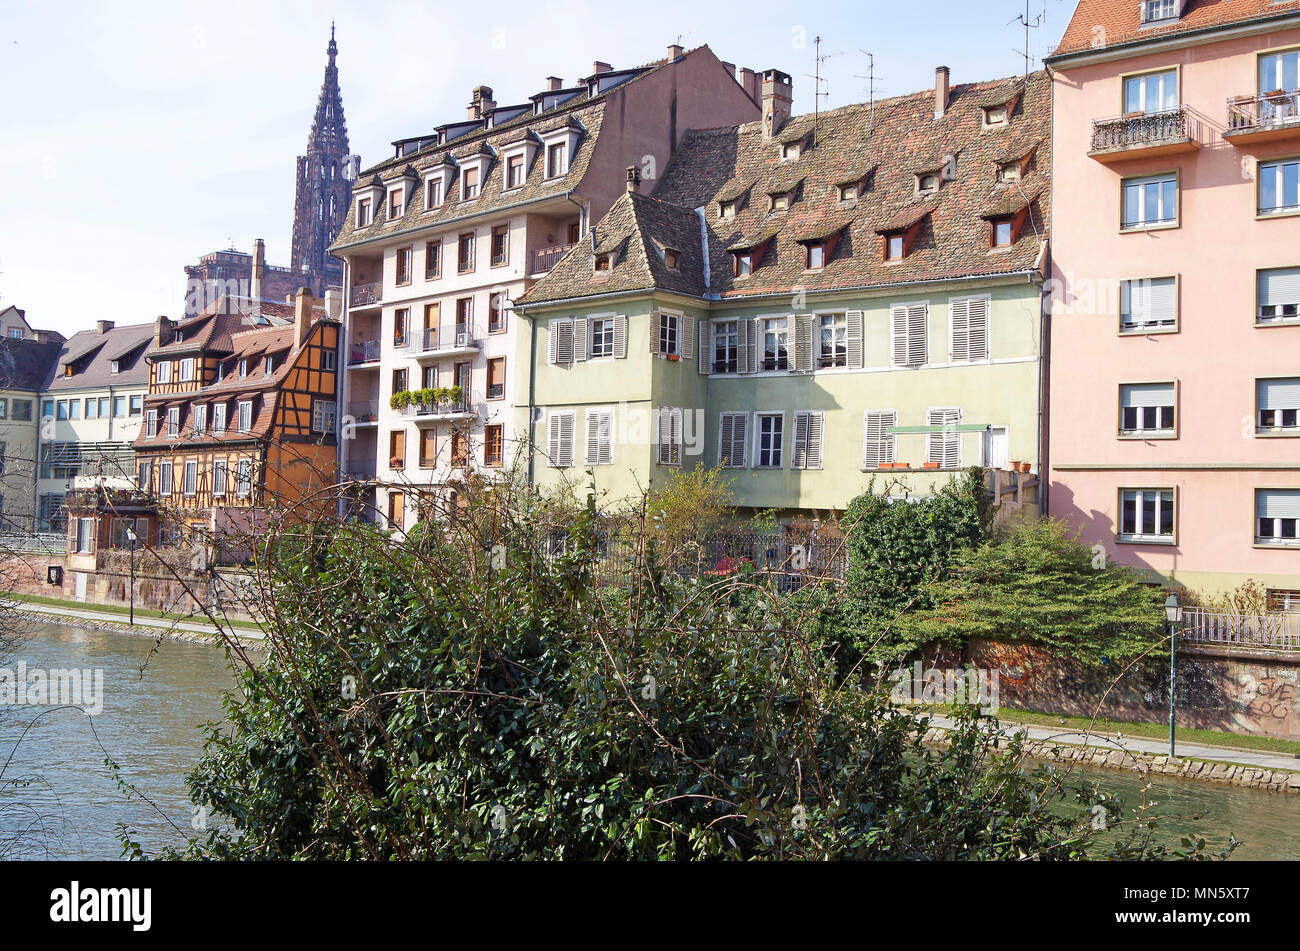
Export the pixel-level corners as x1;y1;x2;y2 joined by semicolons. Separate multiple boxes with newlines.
968;296;989;360
650;313;661;354
718;413;734;467
613;315;627;359
555;319;574;364
950;297;970;362
585;410;600;464
731;413;748;468
908;305;928;367
846;311;864;368
681;315;694;359
750;318;761;374
806;412;824;469
794;315;814;371
891;306;909;367
927;408;961;468
574;317;588;362
863;410;897;469
560;413;574;467
698;321;711;374
737;319;751;374
791;412;810;468
548;412;562;464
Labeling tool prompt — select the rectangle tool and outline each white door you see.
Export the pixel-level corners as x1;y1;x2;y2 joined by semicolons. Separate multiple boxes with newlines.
74;572;87;602
984;427;1009;469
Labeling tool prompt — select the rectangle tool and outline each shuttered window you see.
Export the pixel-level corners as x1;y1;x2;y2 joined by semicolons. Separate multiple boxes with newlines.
1121;277;1178;330
791;412;824;469
585;408;613;466
845;310;864;369
656;408;682;466
950;296;990;362
927;407;961;468
1257;377;1300;431
1258;267;1300;323
612;315;628;359
863;411;897;469
891;303;928;368
548;319;575;365
718;412;747;468
1256;489;1300;544
1120;383;1176;434
548;411;575;468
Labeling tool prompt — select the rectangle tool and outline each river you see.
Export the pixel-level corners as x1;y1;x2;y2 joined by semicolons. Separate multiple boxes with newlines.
1;619;1296;860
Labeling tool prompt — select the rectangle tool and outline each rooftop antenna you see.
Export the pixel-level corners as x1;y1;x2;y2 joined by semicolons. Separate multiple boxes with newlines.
1011;0;1044;79
853;51;880;135
803;36;841;129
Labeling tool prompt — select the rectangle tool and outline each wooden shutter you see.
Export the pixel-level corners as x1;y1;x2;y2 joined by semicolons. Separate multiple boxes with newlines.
791;412;810;468
967;296;989;360
584;409;612;466
551;319;574;364
908;305;928;367
891;305;909;366
845;311;864;368
736;318;751;374
698;321;711;374
680;315;694;359
547;322;558;365
650;313;662;354
805;412;823;468
927;408;961;468
613;315;627;359
750;318;761;374
950;297;971;362
862;410;896;468
548;412;562;466
719;412;747;468
585;411;601;465
794;315;814;371
574;317;588;362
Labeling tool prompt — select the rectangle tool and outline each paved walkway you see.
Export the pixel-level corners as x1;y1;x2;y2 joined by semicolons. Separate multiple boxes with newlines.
8;599;264;640
928;714;1300;773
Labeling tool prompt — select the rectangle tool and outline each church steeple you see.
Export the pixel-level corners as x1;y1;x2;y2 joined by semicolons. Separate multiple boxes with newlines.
290;26;353;297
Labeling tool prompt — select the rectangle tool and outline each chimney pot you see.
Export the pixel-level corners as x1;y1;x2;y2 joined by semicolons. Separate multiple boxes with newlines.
935;66;951;119
546;76;564;92
626;166;641;194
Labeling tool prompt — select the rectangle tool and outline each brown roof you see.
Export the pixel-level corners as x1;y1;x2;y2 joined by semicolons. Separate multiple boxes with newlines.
1052;0;1300;59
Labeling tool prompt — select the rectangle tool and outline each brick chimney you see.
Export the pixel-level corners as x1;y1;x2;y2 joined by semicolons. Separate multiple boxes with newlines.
154;315;173;348
546;76;564;91
294;287;316;349
667;43;684;61
935;66;951;119
740;68;758;103
323;287;343;321
760;69;793;139
97;320;115;334
592;61;612;74
626;166;641;194
468;85;496;119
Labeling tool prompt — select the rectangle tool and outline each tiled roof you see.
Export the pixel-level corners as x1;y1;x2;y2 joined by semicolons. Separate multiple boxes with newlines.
150;299;297;357
522;70;1051;304
43;322;154;391
1052;0;1300;59
0;338;62;392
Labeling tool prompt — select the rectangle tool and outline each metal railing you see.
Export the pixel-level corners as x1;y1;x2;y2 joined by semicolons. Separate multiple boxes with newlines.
1181;608;1300;651
405;327;480;355
348;340;381;366
1227;91;1300;133
401;399;472;419
533;244;576;273
1090;108;1194;153
0;531;65;554
350;281;382;306
346;400;378;422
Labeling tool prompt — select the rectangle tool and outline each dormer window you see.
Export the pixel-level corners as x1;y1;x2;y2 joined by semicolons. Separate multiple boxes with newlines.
546;142;567;178
781;141;800;161
884;233;906;261
425;178;443;209
805;242;826;270
1141;0;1180;24
998;162;1022;184
265;355;276;376
838;183;859;202
735;252;754;277
506;154;525;189
718;200;736;219
357;197;373;226
594;255;611;272
769;192;791;212
239;358;248;378
982;105;1009;129
388;189;404;219
991;217;1015;248
175;331;184;343
916;173;941;197
663;249;679;270
461;166;480;199
109;360;120;374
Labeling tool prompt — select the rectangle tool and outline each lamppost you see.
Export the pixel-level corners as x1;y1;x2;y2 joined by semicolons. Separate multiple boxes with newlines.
126;525;137;626
1165;592;1183;757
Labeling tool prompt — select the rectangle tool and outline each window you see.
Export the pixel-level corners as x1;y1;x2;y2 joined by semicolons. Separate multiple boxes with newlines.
1259;158;1299;216
656;408;682;467
239;359;247;379
718;412;747;468
734;251;754;277
145;409;158;438
82;398;95;420
393;308;409;348
1124;69;1178;115
159;461;174;496
590;318;615;358
884;233;906;261
323;349;337;372
419;430;437;468
754;413;784;469
863;410;898;469
982;104;1009;128
458;232;475;273
264;355;275;376
461;166;479;200
156;361;172;384
594;255;611;272
425;240;442;279
1257;490;1300;545
1122;173;1177;229
236;460;252;498
387;491;404;530
991;218;1015;248
130;395;142;416
838;183;859;202
1269;589;1300;613
357;197;373;226
927;408;962;468
212;460;227;497
657;313;680;357
719;200;736;219
713;320;738;373
761;317;788;371
1257;378;1300;433
456;297;473;335
192;404;207;435
818;314;846;368
1258;267;1300;324
491;225;509;266
389;430;406;469
791;412;824;470
891;303;929;368
425;178;443;210
184;460;198;497
548;318;575;365
1120;383;1177;435
75;518;95;554
112;396;125;418
7;328;21;340
396;247;413;285
487;358;505;400
485;426;504;468
916;174;940;196
663;249;679;270
109;359;120;374
998;162;1021;184
1120;488;1176;542
12;400;32;421
237;400;253;434
451;430;470;468
137;461;153;492
506;154;525;189
805;242;826;270
392;367;408;399
950;296;990;362
179;358;195;382
312;399;337;435
388;188;404;219
1141;0;1179;24
167;407;180;437
781;141;800;160
212;403;226;434
769;192;791;212
584;409;613;466
1121;277;1178;331
1260;49;1299;95
546;142;567;178
548;411;575;467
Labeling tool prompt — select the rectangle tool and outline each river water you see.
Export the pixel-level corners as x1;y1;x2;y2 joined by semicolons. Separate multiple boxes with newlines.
0;620;1296;860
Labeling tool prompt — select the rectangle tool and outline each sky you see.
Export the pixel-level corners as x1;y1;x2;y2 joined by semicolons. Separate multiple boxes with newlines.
0;0;1075;336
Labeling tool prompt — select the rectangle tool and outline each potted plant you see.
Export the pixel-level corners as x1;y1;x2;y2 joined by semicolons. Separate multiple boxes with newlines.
389;390;412;411
446;385;465;409
923;461;942;469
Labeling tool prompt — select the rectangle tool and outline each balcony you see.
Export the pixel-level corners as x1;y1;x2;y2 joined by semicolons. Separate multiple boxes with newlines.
405;327;481;360
1225;92;1300;147
348;340;381;367
350;281;383;309
1088;108;1200;164
532;244;576;274
347;400;379;425
402;399;475;424
343;462;377;482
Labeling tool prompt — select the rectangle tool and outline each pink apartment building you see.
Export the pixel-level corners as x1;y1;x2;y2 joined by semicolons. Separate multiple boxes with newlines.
1048;0;1300;606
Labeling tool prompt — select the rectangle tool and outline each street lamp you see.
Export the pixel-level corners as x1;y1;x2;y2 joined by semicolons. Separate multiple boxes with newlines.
126;525;138;626
1165;592;1183;757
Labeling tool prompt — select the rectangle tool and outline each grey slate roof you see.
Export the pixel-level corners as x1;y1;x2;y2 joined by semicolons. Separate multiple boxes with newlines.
0;338;63;393
43;322;154;391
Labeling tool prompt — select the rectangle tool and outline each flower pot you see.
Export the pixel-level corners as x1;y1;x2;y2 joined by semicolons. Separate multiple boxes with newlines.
923;462;941;469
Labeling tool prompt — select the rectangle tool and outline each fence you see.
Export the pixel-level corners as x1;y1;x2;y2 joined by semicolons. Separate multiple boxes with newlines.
1181;607;1300;652
0;531;65;555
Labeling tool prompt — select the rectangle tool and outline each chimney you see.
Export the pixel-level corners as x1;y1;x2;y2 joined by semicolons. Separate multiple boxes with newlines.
740;68;758;102
154;315;173;348
667;43;684;61
468;85;495;119
760;69;793;139
935;66;951;119
592;61;612;75
97;320;115;335
294;287;316;349
721;61;736;80
250;238;265;305
546;76;564;91
626;166;641;194
324;287;343;321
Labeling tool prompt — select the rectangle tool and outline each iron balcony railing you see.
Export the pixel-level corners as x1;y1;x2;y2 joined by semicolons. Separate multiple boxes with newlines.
533;244;576;273
1090;108;1194;153
348;340;381;366
1227;91;1300;133
402;399;472;419
405;327;480;354
350;281;382;307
